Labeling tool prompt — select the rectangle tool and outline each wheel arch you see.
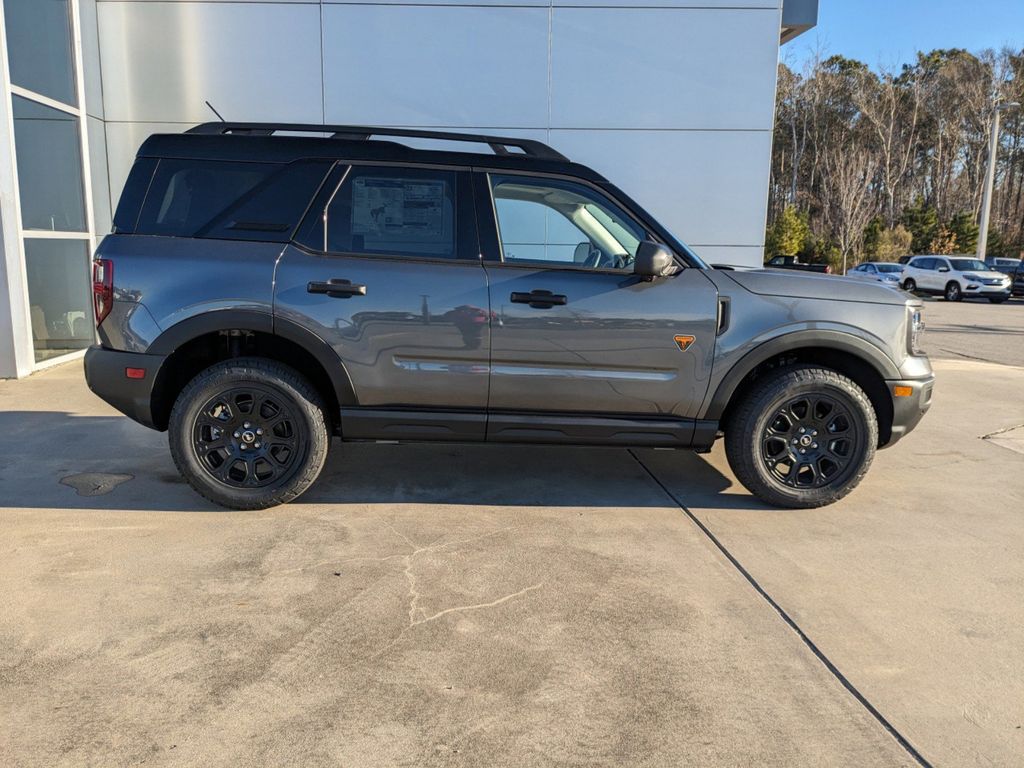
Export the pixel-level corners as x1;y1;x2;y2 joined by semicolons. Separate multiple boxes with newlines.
147;310;355;432
707;331;898;447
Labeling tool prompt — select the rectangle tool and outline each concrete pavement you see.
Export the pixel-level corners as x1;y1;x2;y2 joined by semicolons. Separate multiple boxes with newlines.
921;295;1024;367
1;346;1022;766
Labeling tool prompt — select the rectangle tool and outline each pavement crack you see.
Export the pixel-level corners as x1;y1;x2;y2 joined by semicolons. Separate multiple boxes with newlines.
384;522;527;626
410;583;544;627
627;449;934;768
980;423;1024;440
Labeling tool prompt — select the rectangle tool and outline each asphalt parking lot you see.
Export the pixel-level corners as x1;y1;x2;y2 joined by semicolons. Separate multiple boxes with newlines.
2;303;1023;767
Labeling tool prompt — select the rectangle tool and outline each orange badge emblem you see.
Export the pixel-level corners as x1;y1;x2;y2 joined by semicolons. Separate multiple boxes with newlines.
673;335;695;351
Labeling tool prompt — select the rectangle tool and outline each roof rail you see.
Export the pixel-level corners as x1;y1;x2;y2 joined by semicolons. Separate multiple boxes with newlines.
185;122;569;162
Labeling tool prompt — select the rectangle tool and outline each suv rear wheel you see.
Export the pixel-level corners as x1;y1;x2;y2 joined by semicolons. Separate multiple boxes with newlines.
724;366;878;508
169;358;330;509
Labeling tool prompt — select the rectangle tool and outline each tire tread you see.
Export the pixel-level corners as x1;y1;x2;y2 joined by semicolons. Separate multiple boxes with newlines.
724;366;878;509
168;357;330;510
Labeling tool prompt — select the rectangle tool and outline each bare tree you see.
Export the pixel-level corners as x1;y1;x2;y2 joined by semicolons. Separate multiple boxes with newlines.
821;140;880;272
767;47;1024;263
856;66;921;226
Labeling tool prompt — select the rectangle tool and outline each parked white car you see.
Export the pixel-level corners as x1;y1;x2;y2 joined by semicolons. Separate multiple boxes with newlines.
846;262;904;286
900;255;1012;303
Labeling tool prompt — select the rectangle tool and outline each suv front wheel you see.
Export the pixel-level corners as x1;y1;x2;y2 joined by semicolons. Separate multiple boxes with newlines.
169;358;330;509
725;366;878;508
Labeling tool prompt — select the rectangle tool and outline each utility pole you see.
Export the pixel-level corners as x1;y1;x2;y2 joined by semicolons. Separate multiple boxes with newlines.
977;100;1020;261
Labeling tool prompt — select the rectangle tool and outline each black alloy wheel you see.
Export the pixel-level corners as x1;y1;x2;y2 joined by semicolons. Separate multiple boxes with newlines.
169;358;330;509
192;385;302;489
724;366;878;508
760;394;860;490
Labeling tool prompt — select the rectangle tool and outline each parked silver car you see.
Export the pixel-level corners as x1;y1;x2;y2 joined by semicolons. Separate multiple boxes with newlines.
846;262;904;286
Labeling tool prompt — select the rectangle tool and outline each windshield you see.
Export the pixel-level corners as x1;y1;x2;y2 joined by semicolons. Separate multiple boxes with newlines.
876;263;902;273
950;258;990;272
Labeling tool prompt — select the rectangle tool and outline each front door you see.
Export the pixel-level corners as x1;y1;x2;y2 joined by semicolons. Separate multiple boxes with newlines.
275;164;490;439
476;172;719;435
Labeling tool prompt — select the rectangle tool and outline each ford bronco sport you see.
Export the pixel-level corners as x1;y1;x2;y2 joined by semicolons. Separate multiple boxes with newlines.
85;123;934;510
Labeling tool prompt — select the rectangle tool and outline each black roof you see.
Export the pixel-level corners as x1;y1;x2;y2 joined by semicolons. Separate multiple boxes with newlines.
137;122;606;182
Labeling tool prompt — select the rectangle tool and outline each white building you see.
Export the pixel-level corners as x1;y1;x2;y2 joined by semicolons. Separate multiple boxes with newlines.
0;0;816;379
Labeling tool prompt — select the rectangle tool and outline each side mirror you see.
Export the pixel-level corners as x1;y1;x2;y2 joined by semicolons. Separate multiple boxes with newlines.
938;266;950;273
634;241;678;280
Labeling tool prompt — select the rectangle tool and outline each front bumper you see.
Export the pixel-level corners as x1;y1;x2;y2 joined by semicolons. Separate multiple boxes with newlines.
83;345;167;430
882;375;935;447
964;282;1011;296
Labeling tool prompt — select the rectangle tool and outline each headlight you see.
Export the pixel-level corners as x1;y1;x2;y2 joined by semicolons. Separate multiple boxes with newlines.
908;307;925;355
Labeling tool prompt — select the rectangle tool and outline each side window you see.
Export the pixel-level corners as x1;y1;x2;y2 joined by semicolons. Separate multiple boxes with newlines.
325;166;457;259
136;159;276;237
914;258;933;270
938;259;951;271
865;264;877;273
489;174;646;270
197;160;333;242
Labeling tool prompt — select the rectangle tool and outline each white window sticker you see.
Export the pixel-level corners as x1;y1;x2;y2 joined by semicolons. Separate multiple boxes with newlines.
351;177;447;244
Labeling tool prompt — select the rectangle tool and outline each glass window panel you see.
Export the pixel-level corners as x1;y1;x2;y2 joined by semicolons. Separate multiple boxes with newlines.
12;96;87;231
24;238;93;362
3;0;77;106
326;167;457;259
135;159;277;237
490;174;646;270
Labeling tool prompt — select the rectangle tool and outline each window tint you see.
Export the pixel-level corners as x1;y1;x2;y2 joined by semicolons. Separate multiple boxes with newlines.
137;159;279;237
197;160;332;242
913;258;933;270
490;174;646;270
325;167;457;259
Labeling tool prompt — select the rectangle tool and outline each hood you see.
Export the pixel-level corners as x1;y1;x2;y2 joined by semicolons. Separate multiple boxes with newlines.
722;268;907;305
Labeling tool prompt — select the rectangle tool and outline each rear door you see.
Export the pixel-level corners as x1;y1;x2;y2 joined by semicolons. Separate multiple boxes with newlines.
274;163;491;440
475;170;719;435
909;257;933;289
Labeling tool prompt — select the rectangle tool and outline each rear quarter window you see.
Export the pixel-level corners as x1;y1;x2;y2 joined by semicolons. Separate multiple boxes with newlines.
134;159;332;241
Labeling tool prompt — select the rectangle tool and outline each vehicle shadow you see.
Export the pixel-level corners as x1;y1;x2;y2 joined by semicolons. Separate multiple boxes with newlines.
0;411;766;513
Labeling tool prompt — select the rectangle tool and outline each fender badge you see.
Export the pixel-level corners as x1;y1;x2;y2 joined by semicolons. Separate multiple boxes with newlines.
673;334;695;351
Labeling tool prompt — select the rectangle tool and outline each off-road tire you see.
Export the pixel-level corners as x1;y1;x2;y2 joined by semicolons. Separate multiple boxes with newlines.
724;366;878;509
169;358;330;510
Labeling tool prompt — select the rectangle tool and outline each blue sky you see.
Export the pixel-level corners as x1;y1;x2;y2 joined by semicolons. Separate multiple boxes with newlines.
786;0;1024;71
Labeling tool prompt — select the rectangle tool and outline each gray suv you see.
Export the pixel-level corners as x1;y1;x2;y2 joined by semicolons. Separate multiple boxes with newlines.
84;124;934;510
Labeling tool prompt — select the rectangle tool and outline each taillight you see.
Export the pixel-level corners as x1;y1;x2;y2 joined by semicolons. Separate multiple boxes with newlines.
92;258;113;325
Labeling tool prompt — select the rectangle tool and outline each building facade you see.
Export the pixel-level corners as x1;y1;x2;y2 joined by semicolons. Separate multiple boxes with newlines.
0;0;816;379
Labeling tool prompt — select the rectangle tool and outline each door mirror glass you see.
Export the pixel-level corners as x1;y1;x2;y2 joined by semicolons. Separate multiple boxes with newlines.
634;241;677;280
938;265;950;272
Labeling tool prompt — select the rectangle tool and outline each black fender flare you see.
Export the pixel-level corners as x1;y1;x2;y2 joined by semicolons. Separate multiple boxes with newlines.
147;309;357;407
703;329;899;421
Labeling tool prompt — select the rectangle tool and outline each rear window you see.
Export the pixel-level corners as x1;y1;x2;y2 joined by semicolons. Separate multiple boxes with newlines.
133;159;332;241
